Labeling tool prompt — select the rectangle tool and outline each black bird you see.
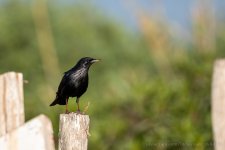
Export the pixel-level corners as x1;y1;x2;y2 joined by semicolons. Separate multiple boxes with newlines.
50;57;100;113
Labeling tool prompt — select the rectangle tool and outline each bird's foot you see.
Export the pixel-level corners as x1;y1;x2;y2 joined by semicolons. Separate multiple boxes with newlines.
76;109;82;114
65;110;70;114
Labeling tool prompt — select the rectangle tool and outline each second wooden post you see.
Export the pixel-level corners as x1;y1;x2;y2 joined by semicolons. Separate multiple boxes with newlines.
59;113;90;150
212;59;225;150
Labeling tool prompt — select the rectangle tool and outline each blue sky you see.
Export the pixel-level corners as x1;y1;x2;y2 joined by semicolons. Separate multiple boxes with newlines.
90;0;225;30
54;0;225;31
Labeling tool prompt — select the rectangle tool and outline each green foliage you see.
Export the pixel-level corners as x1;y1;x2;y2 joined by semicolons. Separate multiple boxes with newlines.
1;1;225;150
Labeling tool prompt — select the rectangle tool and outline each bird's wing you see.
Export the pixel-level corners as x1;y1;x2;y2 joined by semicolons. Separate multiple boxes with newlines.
57;73;70;96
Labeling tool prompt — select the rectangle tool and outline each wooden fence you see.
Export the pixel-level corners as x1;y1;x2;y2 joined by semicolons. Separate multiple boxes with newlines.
212;59;225;150
2;59;225;150
0;72;24;136
0;72;90;150
0;72;55;150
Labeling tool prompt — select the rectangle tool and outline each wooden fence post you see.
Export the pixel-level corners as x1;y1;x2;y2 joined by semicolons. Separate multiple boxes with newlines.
59;113;90;150
0;115;55;150
0;72;24;137
212;59;225;150
0;72;56;150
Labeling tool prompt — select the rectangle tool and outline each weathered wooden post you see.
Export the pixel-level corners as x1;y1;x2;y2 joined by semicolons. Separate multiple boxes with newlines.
0;115;55;150
0;72;24;136
59;113;90;150
212;59;225;150
0;72;55;150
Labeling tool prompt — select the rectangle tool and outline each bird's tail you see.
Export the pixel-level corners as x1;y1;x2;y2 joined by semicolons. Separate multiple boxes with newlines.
50;94;66;106
49;98;58;106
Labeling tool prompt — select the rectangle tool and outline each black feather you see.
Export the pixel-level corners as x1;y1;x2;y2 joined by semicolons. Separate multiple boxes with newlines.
49;57;99;106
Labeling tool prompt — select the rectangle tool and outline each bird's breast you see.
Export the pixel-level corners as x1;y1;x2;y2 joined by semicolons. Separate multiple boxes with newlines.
70;69;88;85
65;69;89;97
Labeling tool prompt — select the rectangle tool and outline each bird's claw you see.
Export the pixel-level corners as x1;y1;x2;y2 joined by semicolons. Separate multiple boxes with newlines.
76;110;81;114
65;110;70;114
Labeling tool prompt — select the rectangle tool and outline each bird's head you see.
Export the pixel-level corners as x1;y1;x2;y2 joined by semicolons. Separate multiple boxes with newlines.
76;57;100;69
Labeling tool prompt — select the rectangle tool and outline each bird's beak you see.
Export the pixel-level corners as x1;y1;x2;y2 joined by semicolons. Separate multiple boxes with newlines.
91;59;100;63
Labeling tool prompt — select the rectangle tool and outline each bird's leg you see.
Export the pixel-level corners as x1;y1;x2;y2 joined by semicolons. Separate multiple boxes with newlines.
65;97;70;114
76;97;81;113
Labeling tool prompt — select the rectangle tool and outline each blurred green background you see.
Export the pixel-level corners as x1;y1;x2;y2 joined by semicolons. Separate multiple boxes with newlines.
1;0;225;149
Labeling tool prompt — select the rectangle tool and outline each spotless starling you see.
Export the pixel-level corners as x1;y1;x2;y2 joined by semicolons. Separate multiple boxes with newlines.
49;57;100;113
